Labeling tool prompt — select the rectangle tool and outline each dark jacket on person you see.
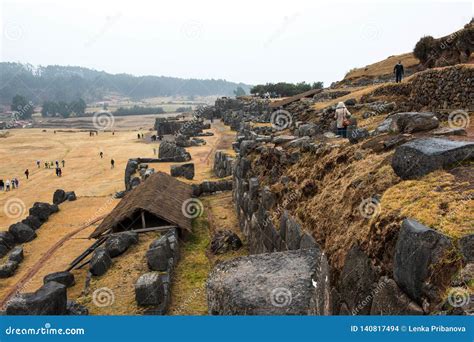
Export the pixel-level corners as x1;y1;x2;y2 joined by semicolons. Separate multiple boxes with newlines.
394;63;404;75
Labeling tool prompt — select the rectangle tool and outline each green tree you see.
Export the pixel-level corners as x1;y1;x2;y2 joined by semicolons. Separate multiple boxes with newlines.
233;86;246;97
11;94;34;119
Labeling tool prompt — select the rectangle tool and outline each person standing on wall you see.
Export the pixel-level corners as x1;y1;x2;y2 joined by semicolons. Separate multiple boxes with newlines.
394;60;404;83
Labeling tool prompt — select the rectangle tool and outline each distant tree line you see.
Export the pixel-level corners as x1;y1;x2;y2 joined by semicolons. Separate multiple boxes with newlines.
0;62;253;105
250;81;324;97
113;105;165;116
11;94;34;119
41;99;86;118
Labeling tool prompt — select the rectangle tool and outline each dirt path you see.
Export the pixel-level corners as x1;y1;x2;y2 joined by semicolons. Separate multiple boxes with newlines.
0;213;106;308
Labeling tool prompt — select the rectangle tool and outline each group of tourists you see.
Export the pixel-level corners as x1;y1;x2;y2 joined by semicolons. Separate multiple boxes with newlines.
42;160;65;169
0;178;19;191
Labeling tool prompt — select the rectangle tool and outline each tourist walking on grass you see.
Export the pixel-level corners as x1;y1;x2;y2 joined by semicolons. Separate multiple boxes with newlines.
99;151;104;159
394;60;404;83
334;102;351;138
5;179;10;191
25;169;29;180
0;179;4;191
36;160;40;168
111;159;115;169
62;160;65;167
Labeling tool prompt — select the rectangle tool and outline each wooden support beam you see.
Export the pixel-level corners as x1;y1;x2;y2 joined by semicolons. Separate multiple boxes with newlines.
105;225;178;237
65;236;107;272
141;211;146;229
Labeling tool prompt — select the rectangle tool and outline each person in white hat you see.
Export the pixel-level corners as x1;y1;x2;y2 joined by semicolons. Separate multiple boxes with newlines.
334;102;351;138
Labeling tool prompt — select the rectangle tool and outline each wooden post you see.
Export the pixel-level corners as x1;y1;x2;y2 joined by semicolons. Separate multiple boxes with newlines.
141;211;146;229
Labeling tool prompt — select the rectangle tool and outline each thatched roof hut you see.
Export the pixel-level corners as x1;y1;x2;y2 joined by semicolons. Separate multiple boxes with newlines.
90;172;193;238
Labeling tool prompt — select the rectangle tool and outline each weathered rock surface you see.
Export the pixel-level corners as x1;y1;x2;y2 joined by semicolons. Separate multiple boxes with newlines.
0;260;19;278
280;212;303;250
158;141;191;162
66;300;89;315
210;230;242;254
44;271;75;287
339;245;376;315
459;234;474;262
135;272;165;306
146;245;170;272
0;231;15;257
105;231;138;258
214;151;234;178
125;159;139;191
370;277;424;315
392;138;474;179
393;218;458;305
8;223;36;243
170;163;195;180
53;189;67;205
207;248;330;315
29;202;58;223
6;281;67;315
192;180;233;196
89;247;112;276
22;215;42;230
388;112;439;133
8;246;24;263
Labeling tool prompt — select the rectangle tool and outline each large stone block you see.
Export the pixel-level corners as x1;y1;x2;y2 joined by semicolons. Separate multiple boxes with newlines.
339;245;376;315
6;281;67;315
8;223;36;243
135;272;165;306
392;138;474;179
370;277;423;315
393;218;459;305
89;247;112;276
207;248;331;315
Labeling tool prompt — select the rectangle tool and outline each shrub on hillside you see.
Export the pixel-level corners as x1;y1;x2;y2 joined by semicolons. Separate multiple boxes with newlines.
413;36;435;64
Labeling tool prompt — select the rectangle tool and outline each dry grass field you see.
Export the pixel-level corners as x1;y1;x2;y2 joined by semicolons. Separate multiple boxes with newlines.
0;118;236;311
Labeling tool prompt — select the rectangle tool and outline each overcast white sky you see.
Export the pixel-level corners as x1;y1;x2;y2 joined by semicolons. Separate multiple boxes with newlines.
0;0;472;86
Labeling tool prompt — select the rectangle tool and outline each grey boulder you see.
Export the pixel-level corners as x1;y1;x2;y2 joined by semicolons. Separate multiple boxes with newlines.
135;272;165;306
8;246;24;263
44;271;75;287
170;163;195;180
6;281;67;315
370;277;424;315
393;218;458;305
0;261;19;278
66;300;89;315
22;215;42;230
207;248;330;315
392;138;474;180
89;247;112;276
105;231;138;258
8;223;36;243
